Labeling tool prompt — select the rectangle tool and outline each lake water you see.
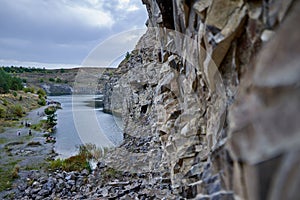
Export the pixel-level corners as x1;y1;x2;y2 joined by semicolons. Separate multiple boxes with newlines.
49;95;123;158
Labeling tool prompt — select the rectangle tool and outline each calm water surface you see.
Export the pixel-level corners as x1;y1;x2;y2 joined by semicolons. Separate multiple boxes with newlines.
49;95;123;158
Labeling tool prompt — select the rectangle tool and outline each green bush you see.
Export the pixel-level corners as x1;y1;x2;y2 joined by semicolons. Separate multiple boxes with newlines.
12;104;23;117
31;120;46;131
64;155;91;172
10;77;23;90
19;95;22;101
49;155;91;172
38;97;46;106
23;87;35;93
55;78;62;83
12;91;17;97
37;88;46;97
2;99;8;106
49;158;65;170
125;51;130;60
0;69;23;93
49;78;55;82
0;105;6;118
44;106;57;128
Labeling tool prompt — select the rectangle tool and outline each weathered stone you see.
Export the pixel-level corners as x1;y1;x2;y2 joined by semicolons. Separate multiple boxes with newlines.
37;189;50;197
102;0;299;199
65;172;76;181
31;187;41;194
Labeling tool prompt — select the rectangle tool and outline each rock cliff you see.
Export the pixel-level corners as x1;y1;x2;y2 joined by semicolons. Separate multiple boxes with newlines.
41;83;73;96
103;0;300;199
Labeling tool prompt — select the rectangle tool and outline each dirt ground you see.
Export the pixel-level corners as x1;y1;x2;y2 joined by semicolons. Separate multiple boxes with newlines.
0;106;56;198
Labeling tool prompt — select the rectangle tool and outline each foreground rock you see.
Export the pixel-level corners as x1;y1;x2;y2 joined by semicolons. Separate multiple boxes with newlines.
10;162;176;200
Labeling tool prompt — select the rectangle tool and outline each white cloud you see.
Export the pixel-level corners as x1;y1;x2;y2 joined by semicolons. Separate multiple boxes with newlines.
2;0;114;29
66;4;114;28
117;0;140;12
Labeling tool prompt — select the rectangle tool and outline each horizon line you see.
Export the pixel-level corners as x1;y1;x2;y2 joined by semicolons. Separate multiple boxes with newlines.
0;59;119;69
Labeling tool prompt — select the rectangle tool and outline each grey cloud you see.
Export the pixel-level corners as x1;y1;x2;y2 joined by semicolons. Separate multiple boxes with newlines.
0;0;148;67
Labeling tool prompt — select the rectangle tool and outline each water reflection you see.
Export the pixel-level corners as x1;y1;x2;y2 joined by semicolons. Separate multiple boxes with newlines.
49;95;123;158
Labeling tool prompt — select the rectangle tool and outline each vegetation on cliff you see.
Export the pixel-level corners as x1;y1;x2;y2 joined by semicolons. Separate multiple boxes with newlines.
44;106;59;131
49;143;107;172
0;69;23;94
0;92;40;130
0;66;77;95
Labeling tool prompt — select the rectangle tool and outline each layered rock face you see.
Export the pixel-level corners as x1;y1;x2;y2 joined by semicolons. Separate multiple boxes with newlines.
104;0;299;199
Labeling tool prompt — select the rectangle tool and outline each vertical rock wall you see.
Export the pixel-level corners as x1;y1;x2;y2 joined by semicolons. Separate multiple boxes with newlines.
104;0;299;199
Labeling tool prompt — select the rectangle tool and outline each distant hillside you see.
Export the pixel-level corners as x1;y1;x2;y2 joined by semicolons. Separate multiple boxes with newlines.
1;66;115;95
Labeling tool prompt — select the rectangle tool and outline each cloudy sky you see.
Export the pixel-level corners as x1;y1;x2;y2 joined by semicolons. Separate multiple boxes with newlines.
0;0;148;68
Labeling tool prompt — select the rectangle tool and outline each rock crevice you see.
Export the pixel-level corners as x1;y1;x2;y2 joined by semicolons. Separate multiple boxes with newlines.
102;0;299;199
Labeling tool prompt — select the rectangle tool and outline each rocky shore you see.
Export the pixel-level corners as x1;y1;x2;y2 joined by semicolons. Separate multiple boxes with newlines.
11;162;176;200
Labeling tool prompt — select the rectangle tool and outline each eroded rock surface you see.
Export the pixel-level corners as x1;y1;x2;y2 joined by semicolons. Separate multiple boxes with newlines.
103;0;299;199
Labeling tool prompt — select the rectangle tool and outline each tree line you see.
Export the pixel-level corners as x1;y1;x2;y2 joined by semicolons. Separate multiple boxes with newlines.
0;66;68;74
1;66;47;73
0;69;23;94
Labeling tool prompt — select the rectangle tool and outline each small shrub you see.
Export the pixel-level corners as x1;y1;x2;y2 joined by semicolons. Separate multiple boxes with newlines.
0;105;6;118
49;78;55;82
31;120;45;131
37;88;46;97
49;159;65;170
78;143;108;161
43;133;50;137
12;91;17;97
23;87;35;93
11;165;20;179
2;99;8;106
44;106;57;128
64;155;91;172
0;138;7;144
125;51;130;60
49;155;91;172
12;104;23;117
78;144;94;159
55;78;62;83
38;97;46;106
19;95;23;101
